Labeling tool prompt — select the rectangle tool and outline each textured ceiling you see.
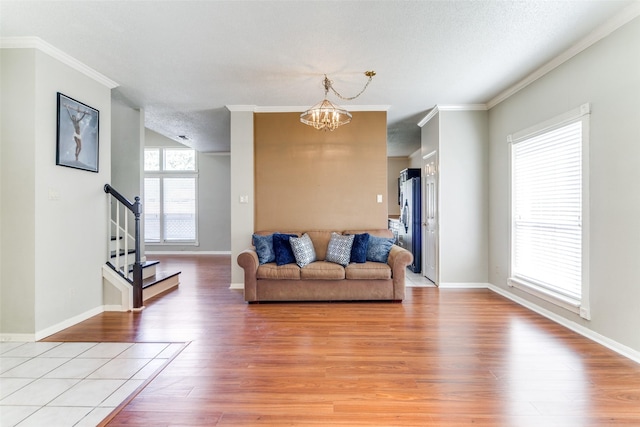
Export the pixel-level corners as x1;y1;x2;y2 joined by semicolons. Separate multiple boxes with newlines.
1;0;637;156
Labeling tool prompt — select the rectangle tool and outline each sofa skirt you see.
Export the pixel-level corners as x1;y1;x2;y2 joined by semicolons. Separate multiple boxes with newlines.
253;279;395;302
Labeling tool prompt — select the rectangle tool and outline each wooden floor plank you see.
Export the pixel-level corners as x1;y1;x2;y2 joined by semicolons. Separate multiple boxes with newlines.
43;255;640;426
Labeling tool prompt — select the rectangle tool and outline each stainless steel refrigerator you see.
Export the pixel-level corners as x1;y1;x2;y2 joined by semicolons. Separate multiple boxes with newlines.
399;177;421;273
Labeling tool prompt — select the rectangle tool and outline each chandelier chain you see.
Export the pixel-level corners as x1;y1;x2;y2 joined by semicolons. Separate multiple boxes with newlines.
324;71;375;101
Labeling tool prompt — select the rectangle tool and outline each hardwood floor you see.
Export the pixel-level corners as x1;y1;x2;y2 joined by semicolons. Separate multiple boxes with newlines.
44;255;640;426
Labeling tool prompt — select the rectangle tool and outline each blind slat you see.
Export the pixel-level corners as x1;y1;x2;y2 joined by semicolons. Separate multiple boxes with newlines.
511;121;582;300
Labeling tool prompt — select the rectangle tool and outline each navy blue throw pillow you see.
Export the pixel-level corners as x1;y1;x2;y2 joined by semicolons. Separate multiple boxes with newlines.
350;233;370;263
273;233;298;266
253;233;275;265
366;235;395;263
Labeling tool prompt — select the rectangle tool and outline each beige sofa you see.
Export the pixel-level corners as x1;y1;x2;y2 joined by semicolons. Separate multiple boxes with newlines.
237;229;413;303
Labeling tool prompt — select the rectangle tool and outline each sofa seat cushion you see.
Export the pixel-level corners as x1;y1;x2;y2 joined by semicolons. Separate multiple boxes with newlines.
301;261;345;280
345;262;392;280
257;263;301;280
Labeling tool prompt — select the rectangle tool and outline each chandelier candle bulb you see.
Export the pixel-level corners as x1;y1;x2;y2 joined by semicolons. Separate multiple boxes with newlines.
300;71;375;131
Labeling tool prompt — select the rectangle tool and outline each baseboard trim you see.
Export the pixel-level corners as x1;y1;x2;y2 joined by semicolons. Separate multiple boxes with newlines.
229;282;244;290
1;306;106;342
145;251;231;255
103;304;129;312
35;306;105;341
0;333;36;342
487;284;640;364
438;282;490;289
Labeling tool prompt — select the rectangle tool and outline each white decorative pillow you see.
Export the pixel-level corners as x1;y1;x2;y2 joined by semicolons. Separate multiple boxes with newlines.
290;233;317;268
325;233;355;267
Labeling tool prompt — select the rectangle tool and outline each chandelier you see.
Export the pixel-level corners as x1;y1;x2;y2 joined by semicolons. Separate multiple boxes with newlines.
300;71;376;131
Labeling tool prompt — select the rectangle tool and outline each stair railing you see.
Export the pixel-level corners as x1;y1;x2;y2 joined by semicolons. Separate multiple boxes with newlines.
104;184;143;309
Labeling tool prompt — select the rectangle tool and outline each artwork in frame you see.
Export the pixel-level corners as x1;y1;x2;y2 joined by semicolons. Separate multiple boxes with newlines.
56;92;99;172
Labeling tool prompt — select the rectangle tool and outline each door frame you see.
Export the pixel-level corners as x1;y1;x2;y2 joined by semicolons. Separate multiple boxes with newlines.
422;150;439;285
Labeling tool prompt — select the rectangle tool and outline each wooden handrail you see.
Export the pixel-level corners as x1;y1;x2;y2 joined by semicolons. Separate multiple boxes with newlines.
104;183;143;309
104;184;140;215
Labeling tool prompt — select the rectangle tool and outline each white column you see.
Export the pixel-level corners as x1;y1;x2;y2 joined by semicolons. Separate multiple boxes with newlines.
228;106;255;288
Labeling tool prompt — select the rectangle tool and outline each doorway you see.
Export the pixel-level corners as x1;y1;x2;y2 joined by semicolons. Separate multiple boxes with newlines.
422;152;438;284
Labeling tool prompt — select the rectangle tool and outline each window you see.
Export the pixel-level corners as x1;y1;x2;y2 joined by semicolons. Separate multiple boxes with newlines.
144;148;198;244
508;104;590;319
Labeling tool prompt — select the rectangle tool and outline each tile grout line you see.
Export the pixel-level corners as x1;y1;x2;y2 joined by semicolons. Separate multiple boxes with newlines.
0;341;187;427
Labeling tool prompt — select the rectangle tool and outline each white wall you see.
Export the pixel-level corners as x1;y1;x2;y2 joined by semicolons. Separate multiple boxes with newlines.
439;111;489;284
420;109;489;286
387;157;409;216
144;129;231;253
1;49;37;334
1;46;113;339
229;108;255;286
111;96;143;206
110;96;144;251
488;16;640;351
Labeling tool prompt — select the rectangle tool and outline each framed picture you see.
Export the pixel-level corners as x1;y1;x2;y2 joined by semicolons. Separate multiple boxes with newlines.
56;92;100;172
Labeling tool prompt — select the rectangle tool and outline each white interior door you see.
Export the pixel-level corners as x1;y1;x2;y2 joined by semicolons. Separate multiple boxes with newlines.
422;153;438;284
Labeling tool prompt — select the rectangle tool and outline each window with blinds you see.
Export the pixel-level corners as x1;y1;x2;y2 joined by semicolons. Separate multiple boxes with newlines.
144;148;198;244
508;104;590;318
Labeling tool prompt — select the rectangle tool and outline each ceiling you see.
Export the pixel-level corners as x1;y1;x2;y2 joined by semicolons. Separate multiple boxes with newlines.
1;1;636;156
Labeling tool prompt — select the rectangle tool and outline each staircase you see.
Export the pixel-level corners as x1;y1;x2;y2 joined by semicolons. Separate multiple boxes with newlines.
103;184;180;312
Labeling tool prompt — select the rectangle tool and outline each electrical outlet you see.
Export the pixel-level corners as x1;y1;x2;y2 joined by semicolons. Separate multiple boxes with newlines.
377;194;383;203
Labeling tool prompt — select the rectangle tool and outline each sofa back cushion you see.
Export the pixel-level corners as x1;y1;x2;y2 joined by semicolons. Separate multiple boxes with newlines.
304;230;334;261
343;229;393;239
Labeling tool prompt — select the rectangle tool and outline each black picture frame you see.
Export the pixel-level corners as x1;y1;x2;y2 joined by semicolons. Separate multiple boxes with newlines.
56;92;99;172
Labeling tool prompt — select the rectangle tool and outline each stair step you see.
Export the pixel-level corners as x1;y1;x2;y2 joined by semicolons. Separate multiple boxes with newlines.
110;249;136;258
142;271;181;301
141;260;160;269
142;271;180;289
127;260;160;272
132;260;160;279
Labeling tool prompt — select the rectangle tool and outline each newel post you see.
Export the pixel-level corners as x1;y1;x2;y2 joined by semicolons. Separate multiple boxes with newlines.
132;196;143;309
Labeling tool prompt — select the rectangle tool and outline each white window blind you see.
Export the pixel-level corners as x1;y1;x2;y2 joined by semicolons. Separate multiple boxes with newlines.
144;177;161;242
144;148;198;244
163;177;196;241
511;121;583;302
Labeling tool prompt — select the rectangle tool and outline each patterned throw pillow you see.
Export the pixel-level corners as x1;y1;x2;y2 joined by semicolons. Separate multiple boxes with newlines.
290;233;317;268
325;233;355;267
366;235;394;263
349;233;370;263
253;233;275;264
273;233;298;266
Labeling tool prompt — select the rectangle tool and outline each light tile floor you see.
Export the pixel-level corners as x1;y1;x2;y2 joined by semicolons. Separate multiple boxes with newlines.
405;267;436;287
0;341;185;427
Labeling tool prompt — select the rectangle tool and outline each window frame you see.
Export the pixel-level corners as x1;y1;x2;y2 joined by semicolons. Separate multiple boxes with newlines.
507;104;591;320
144;147;199;246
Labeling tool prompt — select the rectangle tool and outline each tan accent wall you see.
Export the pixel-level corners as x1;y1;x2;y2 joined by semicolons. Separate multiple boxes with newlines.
254;111;388;231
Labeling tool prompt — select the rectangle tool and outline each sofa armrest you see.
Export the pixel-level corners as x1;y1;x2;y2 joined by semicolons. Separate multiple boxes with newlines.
237;249;259;302
387;245;413;300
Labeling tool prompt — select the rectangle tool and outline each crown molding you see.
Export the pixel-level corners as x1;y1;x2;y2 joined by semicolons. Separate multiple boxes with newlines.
254;105;391;113
436;104;488;111
226;105;257;112
0;36;119;89
487;2;640;109
417;104;487;127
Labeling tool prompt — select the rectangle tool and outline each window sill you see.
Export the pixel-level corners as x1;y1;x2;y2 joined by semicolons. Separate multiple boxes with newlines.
508;277;589;320
145;241;199;246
